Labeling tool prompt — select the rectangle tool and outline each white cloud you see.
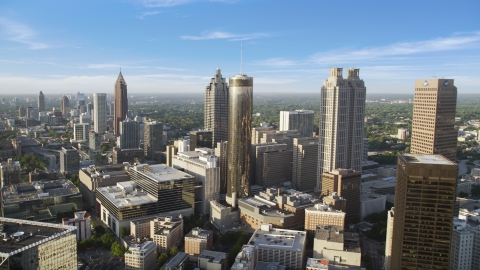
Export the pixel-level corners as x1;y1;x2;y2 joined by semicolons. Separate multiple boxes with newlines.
310;32;480;64
0;17;48;49
139;0;196;7
137;10;161;19
253;58;298;67
181;31;269;41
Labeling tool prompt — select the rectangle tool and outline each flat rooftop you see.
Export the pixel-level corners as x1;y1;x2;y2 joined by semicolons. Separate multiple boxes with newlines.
199;250;228;264
2;180;80;204
127;241;156;253
164;252;189;268
248;226;306;251
401;154;455;165
96;181;157;208
131;164;194;183
254;262;286;270
0;217;76;255
361;180;396;192
186;228;211;239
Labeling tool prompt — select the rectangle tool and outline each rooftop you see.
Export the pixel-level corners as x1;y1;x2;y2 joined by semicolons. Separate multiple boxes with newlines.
248;224;306;251
164;252;189;268
130;164;194;183
186;227;211;239
306;258;328;269
254;261;286;270
2;180;80;204
81;164;128;178
127;241;156;254
0;217;76;255
198;250;228;264
401;154;455;165
96;181;157;208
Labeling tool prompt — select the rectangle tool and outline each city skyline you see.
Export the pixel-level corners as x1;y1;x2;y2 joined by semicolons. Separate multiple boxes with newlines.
0;1;479;94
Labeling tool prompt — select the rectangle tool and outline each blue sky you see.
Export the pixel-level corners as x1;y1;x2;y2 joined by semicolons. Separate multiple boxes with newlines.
0;0;479;94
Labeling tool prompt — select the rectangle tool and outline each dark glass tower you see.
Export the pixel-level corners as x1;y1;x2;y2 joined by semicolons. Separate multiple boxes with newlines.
37;91;45;112
226;74;253;207
114;71;128;136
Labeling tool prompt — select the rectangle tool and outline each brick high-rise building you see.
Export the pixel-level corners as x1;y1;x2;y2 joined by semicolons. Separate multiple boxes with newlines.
388;154;457;269
204;68;229;148
114;71;128;136
321;169;361;221
410;79;457;161
317;68;366;191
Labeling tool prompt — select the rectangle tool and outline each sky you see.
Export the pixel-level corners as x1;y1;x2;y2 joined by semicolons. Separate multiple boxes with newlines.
0;0;479;94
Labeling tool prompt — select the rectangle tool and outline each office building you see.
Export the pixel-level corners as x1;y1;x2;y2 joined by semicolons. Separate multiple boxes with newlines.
28;168;57;183
184;227;213;256
119;119;140;149
80;112;91;124
231;245;255;270
172;148;220;215
322;192;347;212
313;225;361;267
93;93;107;133
144;121;164;159
60;146;79;174
114;71;128;136
317;68;366;190
449;219;473;270
74;123;90;141
166;145;178;167
250;143;291;187
204;68;229;148
384;208;394;270
363;138;369;161
18;106;25;118
227;74;253;207
61;95;69;118
62;211;92;241
79;164;130;207
198;250;229;270
77;92;85;108
292;137;318;192
247;224;306;270
410;79;457;161
388;154;457;269
26;106;34;119
89;131;102;165
215;141;228;197
305;203;346;231
321;169;361;220
260;130;301;151
209;201;239;233
190;130;213;150
151;216;183;252
164;252;189;270
37;91;45;112
279;110;314;137
87;102;94;115
1;179;82;221
1;158;21;188
252;127;275;144
112;147;144;164
125;241;157;270
0;217;77;269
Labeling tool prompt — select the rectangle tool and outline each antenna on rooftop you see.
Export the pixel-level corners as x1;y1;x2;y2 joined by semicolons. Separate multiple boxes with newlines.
240;44;243;75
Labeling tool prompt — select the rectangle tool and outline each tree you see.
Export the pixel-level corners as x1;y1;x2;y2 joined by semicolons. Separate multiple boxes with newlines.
168;246;178;257
94;225;105;235
458;191;469;198
100;233;116;249
120;226;130;237
157;253;169;267
111;242;127;257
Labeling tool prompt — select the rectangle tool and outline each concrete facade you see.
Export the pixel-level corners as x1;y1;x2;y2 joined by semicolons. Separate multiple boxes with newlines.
93;93;107;133
279;110;314;137
292;137;318;192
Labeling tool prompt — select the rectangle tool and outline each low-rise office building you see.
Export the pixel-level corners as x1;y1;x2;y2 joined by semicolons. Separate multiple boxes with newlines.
125;241;157;270
184;227;213;256
1;180;82;221
60;146;79;174
313;225;361;267
231;245;255;270
198;250;229;270
164;252;189;270
210;201;239;233
151;216;184;253
62;211;91;241
0;158;21;188
28;168;58;182
305;203;346;231
112;147;144;164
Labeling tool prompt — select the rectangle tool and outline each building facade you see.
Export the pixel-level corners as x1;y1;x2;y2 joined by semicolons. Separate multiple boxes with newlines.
204;68;229;148
114;71;128;136
410;79;457;161
38;91;45;112
279;110;314;137
74;123;90;141
184;227;213;256
119;119;140;149
62;211;92;241
388;154;457;269
250;143;291;187
60;146;80;174
292;137;318;192
61;95;69;118
317;68;366;190
321;169;361;220
304;203;346;231
0;158;21;188
93;93;107;133
144;121;164;159
227;74;253;207
125;241;157;270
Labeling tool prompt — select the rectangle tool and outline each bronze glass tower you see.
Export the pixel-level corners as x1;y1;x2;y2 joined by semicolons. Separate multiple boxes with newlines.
204;68;229;148
37;91;45;112
114;71;128;136
410;79;457;161
226;74;252;207
389;154;457;269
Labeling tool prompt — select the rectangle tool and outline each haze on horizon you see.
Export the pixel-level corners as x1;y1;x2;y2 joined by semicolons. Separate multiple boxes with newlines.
0;0;479;94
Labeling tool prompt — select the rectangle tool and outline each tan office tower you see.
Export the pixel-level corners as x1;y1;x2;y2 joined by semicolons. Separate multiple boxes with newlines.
204;68;229;148
61;95;69;118
93;93;107;133
292;137;318;192
227;74;252;207
317;68;366;191
321;169;361;221
410;79;457;161
38;91;45;112
389;154;457;269
114;71;128;136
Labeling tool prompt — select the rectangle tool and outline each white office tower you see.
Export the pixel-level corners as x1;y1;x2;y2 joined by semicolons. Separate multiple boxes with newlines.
279;110;314;137
450;219;473;270
204;68;229;148
74;123;90;141
93;93;107;133
317;68;366;190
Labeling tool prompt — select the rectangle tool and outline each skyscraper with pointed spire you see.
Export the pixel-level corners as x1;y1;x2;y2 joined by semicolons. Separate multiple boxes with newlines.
114;71;128;136
37;91;45;112
204;68;229;148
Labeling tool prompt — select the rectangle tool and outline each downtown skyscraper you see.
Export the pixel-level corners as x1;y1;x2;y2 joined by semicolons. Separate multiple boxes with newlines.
204;68;229;148
61;95;69;118
93;93;107;133
317;68;366;190
410;79;457;161
37;91;45;112
226;74;253;207
114;71;128;136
